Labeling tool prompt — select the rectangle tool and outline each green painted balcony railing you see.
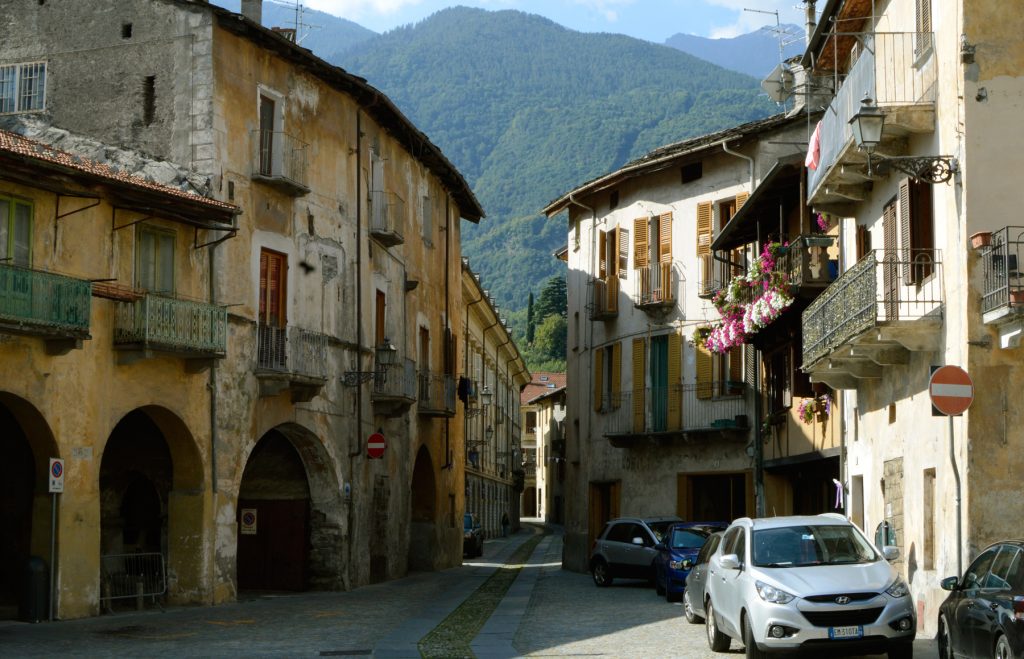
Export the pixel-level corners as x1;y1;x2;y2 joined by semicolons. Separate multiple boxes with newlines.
114;293;227;356
0;263;91;335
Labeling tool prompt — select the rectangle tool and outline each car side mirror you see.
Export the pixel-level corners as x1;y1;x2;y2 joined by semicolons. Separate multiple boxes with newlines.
940;576;960;591
632;536;644;546
720;553;741;570
655;542;667;551
882;545;900;561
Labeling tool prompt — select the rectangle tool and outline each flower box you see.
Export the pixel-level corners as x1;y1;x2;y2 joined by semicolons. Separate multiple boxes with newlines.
803;235;835;247
970;231;992;249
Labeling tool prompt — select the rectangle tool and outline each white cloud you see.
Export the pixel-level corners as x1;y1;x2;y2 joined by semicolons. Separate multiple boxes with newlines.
569;0;635;24
302;0;427;21
705;0;807;39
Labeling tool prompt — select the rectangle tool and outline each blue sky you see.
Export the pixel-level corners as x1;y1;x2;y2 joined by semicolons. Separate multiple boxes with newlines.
282;0;808;42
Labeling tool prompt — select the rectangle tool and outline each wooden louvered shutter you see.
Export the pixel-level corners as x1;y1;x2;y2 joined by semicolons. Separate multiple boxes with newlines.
696;344;712;400
611;341;622;409
735;191;749;211
659;212;673;263
598;230;608;278
259;250;268;320
667;332;682;431
729;346;744;394
634;217;648;268
618;227;629;278
856;224;870;261
260;249;286;327
696;201;713;256
593;349;604;413
883;199;899;320
632;338;646;433
900;179;914;283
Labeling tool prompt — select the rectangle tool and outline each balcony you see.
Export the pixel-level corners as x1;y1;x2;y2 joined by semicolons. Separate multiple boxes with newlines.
589;275;619;320
251;130;310;196
418;370;456;417
809;32;937;211
255;324;329;402
697;254;727;300
0;263;91;353
601;383;750;446
802;249;943;389
634;263;676;310
979;227;1024;347
113;293;226;365
372;357;417;416
369;190;405;247
775;235;838;294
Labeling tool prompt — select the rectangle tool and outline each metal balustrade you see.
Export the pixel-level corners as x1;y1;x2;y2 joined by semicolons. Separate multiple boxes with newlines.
980;227;1024;315
635;263;676;307
369;190;405;246
418;370;456;416
114;293;226;356
809;32;937;197
774;235;837;290
372;357;417;400
251;130;309;194
588;275;619;319
0;263;91;335
256;324;328;379
602;383;749;437
802;249;943;368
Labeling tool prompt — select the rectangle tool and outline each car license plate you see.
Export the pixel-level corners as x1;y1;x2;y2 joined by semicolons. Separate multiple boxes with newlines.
828;625;863;640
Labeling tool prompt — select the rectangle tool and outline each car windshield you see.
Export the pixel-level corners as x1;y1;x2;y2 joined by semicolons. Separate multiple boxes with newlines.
647;520;677;542
752;524;878;567
463;514;474;530
669;528;709;550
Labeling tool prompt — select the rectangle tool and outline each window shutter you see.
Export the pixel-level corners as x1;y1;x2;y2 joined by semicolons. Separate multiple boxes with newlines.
659;212;673;263
632;338;645;433
598;230;607;278
856;225;868;261
729;345;744;394
667;332;682;431
899;179;914;283
696;344;712;400
883;201;899;320
696;201;713;256
259;250;268;319
633;217;648;268
618;227;629;278
735;191;749;211
593;349;604;413
611;341;622;408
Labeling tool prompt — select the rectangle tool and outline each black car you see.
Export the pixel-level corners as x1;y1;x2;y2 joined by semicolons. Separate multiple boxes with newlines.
938;540;1024;659
463;513;483;557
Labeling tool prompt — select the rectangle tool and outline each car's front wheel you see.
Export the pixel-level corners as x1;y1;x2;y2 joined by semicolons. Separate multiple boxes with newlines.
705;599;730;652
743;613;767;659
683;591;703;624
938;614;953;659
996;635;1014;659
591;558;612;587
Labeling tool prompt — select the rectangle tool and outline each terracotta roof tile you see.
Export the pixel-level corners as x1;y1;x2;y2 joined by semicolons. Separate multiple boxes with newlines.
521;372;567;404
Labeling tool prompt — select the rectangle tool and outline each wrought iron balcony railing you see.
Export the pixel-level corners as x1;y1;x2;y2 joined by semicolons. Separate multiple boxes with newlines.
601;383;749;438
697;254;727;299
418;370;456;416
251;130;309;195
372;357;417;401
369;190;405;247
635;263;676;308
802;249;943;369
0;263;91;338
256;324;328;380
980;227;1024;317
113;293;226;356
809;32;937;201
774;235;837;291
588;275;619;320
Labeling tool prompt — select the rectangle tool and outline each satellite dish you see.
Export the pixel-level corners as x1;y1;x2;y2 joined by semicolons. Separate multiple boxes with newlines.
761;62;795;103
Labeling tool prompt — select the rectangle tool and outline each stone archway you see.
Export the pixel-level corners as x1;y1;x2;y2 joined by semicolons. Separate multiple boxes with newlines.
408;445;437;571
0;394;58;620
235;424;343;592
99;406;206;608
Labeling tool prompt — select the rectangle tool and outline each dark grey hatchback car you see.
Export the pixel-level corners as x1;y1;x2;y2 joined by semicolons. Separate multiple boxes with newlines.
590;516;681;586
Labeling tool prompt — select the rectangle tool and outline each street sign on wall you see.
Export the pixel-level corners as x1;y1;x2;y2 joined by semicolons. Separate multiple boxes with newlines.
367;432;386;459
48;458;64;493
240;508;257;535
929;366;974;416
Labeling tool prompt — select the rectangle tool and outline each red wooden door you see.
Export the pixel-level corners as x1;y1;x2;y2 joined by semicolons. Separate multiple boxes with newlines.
236;499;308;591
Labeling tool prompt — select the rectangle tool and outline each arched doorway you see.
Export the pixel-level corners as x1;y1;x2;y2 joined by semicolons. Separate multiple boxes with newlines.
236;430;308;591
408;445;437;571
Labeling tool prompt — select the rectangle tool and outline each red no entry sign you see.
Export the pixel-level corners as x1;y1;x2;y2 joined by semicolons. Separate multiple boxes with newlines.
367;432;386;459
929;366;974;416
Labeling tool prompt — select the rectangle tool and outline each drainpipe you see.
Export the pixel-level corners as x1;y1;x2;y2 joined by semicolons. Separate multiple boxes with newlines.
208;246;219;496
444;196;453;469
352;109;365;459
805;0;817;45
464;280;487;466
721;140;755;192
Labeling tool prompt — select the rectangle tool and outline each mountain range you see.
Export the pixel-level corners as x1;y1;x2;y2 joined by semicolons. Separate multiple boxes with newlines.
664;24;805;79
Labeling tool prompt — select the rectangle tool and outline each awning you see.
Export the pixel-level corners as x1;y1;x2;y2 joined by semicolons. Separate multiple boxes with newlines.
711;154;804;252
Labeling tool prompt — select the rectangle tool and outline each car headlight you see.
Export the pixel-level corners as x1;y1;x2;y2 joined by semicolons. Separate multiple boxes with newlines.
464;532;473;539
669;560;684;570
885;577;910;598
755;580;795;604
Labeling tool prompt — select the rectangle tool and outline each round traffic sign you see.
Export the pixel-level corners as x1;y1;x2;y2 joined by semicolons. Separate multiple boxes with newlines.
51;461;62;478
929;366;974;416
367;432;386;459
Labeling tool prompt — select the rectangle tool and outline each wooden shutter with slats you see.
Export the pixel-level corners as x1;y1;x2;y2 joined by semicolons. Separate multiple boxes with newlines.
735;191;749;211
659;212;673;263
632;338;646;432
696;201;713;256
618;227;629;278
728;346;744;394
611;341;622;409
883;199;899;320
696;344;712;400
900;179;914;283
667;332;682;431
634;218;648;268
598;230;608;278
593;349;604;413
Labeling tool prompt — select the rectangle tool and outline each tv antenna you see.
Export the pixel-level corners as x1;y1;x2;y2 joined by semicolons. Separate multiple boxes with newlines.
744;8;803;109
283;1;320;45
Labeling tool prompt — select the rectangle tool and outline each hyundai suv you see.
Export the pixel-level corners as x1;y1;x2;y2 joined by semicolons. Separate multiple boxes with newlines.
704;514;915;659
589;516;680;587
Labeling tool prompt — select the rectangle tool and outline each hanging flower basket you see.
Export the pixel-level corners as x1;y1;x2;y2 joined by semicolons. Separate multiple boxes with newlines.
798;392;832;425
970;231;992;250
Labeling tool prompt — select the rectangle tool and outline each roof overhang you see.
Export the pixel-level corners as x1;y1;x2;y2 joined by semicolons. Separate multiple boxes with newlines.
712;154;804;251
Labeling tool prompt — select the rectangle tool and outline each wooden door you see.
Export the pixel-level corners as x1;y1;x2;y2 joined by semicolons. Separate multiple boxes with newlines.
236;499;308;591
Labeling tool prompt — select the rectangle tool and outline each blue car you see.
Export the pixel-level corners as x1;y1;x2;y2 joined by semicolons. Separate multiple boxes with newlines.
654;522;728;603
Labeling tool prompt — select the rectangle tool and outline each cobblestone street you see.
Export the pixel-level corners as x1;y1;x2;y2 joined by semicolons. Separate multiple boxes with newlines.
0;523;939;658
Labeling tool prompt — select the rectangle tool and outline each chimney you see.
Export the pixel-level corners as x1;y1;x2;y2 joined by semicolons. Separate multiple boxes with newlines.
805;0;817;45
241;0;263;25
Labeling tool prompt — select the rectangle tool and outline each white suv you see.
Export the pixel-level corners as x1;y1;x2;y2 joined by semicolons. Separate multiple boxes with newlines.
705;514;915;659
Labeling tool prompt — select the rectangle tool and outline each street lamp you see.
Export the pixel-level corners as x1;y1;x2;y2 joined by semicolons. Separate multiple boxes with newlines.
341;338;397;386
465;384;492;418
849;94;957;183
